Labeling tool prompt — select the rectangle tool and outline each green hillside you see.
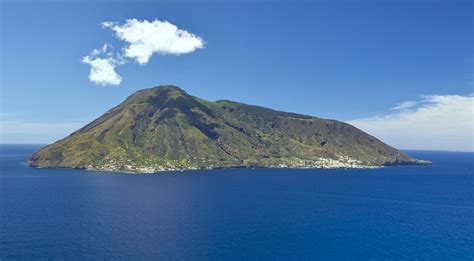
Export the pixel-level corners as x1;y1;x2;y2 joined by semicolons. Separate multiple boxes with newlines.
28;85;429;173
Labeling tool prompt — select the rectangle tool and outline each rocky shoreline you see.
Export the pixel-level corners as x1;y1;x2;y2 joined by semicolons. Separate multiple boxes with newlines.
84;163;381;174
30;156;431;174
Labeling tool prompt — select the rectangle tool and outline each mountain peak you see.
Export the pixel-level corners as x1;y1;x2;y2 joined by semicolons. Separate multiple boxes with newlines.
133;84;186;98
124;85;190;106
148;85;185;93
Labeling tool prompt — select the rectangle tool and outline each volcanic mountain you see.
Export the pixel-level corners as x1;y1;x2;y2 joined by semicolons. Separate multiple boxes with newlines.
28;85;429;172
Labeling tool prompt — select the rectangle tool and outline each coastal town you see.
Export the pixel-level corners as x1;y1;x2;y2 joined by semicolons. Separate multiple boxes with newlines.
84;155;382;174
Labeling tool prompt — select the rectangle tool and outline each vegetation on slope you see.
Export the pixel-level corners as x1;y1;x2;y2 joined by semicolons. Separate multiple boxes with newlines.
28;85;429;172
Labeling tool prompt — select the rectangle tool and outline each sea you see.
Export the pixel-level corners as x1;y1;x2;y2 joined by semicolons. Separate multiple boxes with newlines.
0;144;473;260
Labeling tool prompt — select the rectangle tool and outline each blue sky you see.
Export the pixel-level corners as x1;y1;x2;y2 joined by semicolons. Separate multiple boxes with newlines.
1;0;473;151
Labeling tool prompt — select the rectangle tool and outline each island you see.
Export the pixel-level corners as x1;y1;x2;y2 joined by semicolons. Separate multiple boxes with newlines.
28;85;430;173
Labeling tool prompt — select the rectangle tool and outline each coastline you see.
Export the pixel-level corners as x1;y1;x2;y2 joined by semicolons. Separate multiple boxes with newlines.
30;164;383;174
29;158;431;174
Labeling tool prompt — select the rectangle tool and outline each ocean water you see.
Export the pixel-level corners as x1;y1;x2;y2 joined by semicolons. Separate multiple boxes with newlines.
0;145;473;260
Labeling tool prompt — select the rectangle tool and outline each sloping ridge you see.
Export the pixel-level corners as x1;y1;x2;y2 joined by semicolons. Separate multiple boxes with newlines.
28;85;430;172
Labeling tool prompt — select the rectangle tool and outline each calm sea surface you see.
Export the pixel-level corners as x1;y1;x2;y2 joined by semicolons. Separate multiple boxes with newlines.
0;144;473;260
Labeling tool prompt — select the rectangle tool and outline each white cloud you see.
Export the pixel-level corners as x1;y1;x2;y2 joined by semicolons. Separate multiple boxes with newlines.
82;44;123;86
348;94;474;152
102;19;204;65
82;19;204;85
391;100;417;110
